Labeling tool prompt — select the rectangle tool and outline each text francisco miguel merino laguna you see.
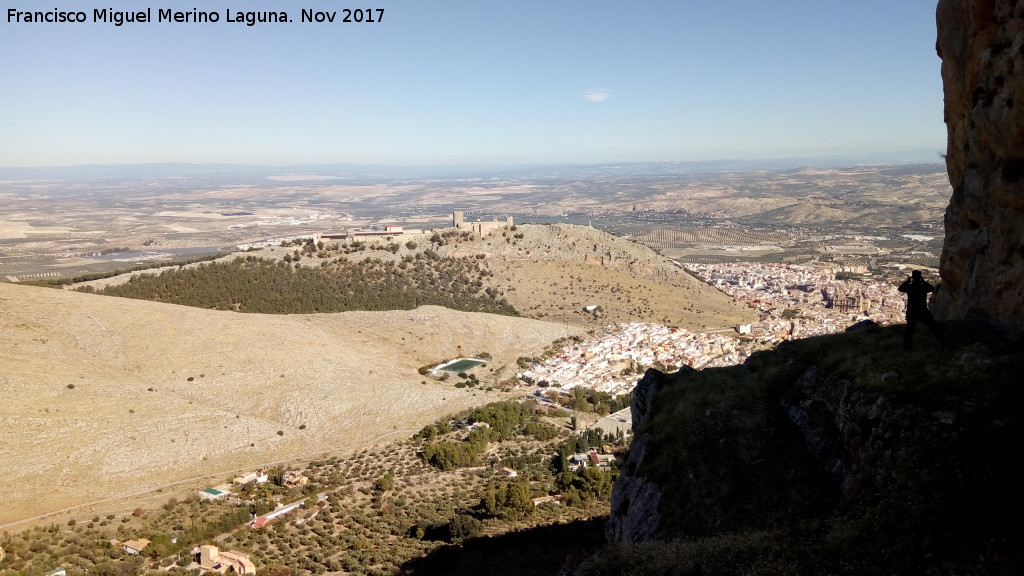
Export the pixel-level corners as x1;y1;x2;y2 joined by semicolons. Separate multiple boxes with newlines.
7;8;384;26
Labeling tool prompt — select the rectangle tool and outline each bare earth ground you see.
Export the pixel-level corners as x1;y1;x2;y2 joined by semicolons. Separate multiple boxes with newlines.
488;259;753;329
448;223;759;329
0;282;583;526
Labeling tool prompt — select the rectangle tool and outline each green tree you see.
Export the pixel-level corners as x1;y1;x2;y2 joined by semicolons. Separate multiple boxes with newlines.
449;514;483;540
416;424;436;440
481;482;500;517
503;481;534;520
373;471;394;493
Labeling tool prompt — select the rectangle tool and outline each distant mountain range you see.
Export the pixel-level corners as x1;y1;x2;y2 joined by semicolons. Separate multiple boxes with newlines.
0;151;945;183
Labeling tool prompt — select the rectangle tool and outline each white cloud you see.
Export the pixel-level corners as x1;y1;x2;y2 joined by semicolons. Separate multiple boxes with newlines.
583;89;612;103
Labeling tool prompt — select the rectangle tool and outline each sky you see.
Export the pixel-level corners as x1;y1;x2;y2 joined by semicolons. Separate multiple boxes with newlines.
1;1;946;167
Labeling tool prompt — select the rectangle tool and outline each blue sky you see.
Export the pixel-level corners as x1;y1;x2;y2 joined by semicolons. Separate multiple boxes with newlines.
1;1;945;167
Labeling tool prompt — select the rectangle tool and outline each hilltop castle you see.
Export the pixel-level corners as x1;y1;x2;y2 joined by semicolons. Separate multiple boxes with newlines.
452;210;513;237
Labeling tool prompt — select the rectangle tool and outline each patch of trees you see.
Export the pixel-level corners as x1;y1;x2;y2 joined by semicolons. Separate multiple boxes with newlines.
478;480;534;520
83;254;518;316
178;506;252;548
555;466;616;507
429;230;474;246
549;388;632;415
562;427;621;455
517;356;541;369
552;429;620;505
421;431;488;471
419;401;564;470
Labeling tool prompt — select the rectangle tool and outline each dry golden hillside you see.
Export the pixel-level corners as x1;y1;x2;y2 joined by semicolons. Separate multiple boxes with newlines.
75;223;758;329
0;282;582;526
443;223;760;328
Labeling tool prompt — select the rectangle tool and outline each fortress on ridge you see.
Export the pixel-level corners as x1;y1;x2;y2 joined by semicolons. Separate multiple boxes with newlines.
452;210;514;237
303;211;513;246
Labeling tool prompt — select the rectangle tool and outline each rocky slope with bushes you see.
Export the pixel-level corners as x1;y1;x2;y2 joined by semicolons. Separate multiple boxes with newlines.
598;323;1022;574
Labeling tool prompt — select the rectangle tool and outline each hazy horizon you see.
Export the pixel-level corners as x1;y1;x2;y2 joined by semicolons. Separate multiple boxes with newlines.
0;150;945;176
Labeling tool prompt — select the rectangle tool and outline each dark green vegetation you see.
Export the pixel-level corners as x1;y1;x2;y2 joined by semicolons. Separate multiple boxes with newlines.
578;321;1023;575
79;250;517;315
418;401;564;470
560;387;633;416
416;402;620;481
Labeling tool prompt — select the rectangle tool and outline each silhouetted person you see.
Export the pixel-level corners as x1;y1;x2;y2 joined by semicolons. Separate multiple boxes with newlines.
898;270;946;350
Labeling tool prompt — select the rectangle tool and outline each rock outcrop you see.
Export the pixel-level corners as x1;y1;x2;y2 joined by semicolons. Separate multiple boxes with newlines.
604;368;683;543
934;0;1024;327
608;358;967;543
602;327;1021;572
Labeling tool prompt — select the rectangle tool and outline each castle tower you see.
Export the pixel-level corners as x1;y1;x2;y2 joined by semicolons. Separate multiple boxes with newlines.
453;211;464;227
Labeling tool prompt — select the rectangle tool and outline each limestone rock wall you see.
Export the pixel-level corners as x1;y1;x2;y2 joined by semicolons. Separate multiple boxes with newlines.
605;355;997;545
604;432;664;543
604;368;672;543
935;0;1024;327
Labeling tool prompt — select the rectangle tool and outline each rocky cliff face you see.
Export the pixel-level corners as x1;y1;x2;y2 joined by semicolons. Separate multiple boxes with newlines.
604;367;683;542
934;0;1024;327
607;360;972;543
602;327;1020;573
